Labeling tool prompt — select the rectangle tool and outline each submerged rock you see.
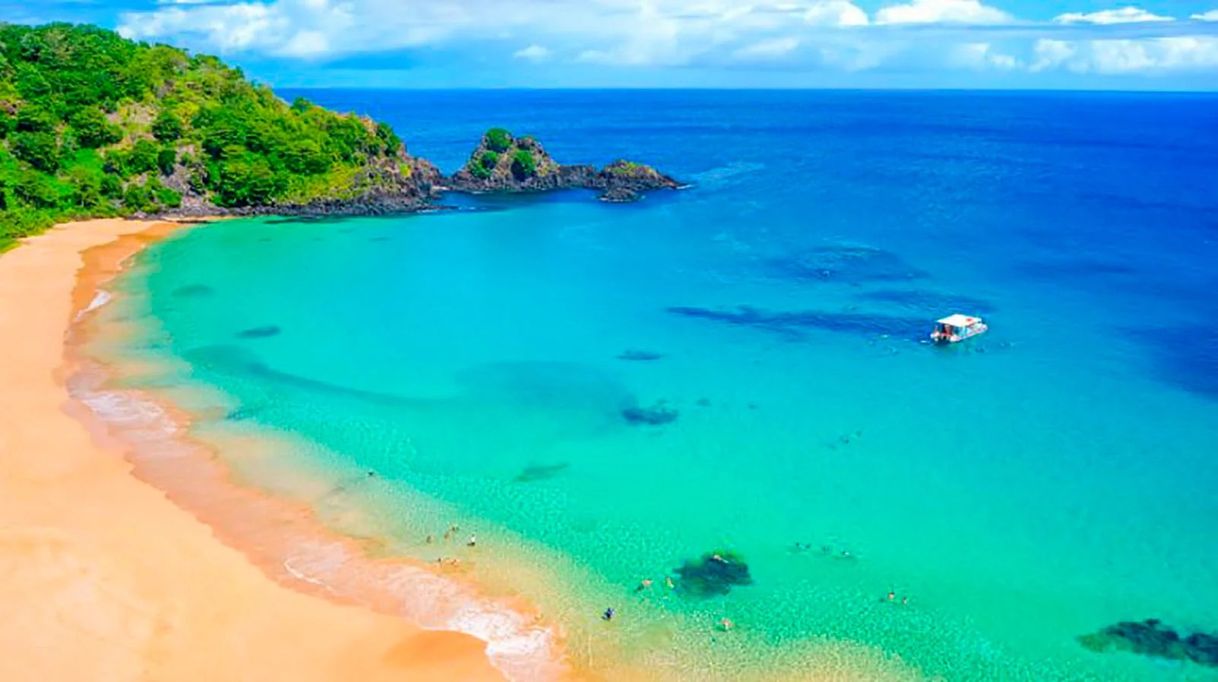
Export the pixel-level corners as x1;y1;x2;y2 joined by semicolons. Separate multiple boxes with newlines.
236;325;282;339
621;401;678;426
513;462;570;483
617;349;664;362
1079;619;1218;667
447;129;680;202
673;551;753;598
172;283;214;298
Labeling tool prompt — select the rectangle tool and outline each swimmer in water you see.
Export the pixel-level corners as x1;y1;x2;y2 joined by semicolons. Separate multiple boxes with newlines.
665;576;675;589
635;579;653;592
466;535;477;547
602;607;615;621
719;618;734;632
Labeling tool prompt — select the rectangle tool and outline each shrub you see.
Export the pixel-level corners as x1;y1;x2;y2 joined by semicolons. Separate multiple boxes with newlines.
15;104;55;133
151;110;183;142
156;147;177;175
127;139;159;174
484;127;512;153
122;182;153;212
510;149;537;179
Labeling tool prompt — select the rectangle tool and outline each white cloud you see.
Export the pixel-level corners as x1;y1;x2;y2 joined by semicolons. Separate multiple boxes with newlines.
1031;35;1218;74
952;42;1020;70
875;0;1012;25
804;1;869;27
513;44;551;62
113;0;1218;81
733;36;801;61
1191;9;1218;21
1054;7;1174;25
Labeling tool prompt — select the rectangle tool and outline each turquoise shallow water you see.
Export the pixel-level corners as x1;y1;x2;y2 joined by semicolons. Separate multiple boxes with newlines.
92;91;1218;680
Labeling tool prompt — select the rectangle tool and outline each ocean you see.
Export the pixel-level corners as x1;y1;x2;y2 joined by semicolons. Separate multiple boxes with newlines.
84;90;1218;680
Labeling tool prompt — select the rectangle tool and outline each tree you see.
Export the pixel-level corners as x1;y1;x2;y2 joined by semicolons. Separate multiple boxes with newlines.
15;104;55;133
10;131;60;172
151;110;183;142
485;128;512;153
69;107;122;148
127;139;159;174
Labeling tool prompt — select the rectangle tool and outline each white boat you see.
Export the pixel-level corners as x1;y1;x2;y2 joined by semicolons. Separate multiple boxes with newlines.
931;314;988;344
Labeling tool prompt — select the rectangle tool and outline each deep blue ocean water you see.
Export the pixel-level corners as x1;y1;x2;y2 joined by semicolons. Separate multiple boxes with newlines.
98;91;1218;679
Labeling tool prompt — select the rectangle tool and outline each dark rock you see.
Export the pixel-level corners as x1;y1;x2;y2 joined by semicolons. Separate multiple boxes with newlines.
1079;619;1218;668
673;551;753;598
621;401;678;426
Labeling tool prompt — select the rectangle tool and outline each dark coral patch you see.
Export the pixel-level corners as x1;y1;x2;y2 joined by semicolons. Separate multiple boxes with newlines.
513;462;570;483
172;284;214;298
769;245;927;284
622;401;678;426
673;551;753;598
236;325;282;339
1079;619;1218;667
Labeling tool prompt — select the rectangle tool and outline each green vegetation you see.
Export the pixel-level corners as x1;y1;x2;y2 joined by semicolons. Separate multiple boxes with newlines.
510;148;537;179
484;127;512;153
467;150;499;180
1;23;410;248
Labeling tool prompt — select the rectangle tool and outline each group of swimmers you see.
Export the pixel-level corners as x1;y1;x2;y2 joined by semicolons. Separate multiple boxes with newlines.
427;523;479;566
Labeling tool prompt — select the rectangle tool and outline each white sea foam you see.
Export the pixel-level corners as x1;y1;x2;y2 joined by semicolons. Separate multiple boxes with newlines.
75;289;112;320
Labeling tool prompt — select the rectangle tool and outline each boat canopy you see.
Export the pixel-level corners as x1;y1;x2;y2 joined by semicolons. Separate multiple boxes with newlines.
937;314;982;328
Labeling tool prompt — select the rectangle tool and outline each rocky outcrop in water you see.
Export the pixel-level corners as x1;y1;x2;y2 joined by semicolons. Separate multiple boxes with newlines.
446;129;680;203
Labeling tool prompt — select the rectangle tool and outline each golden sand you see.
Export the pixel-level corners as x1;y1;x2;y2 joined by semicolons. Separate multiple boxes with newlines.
0;218;504;682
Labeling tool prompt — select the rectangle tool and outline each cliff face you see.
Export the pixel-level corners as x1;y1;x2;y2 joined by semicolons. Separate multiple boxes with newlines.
447;129;679;202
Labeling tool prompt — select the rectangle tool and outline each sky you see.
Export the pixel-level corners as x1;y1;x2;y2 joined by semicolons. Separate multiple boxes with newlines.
4;1;1218;89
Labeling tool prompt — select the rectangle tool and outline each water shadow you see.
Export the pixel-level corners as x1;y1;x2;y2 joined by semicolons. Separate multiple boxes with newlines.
1128;323;1218;399
668;305;927;341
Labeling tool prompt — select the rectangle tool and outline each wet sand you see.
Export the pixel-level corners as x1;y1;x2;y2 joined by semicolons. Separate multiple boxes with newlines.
0;219;505;682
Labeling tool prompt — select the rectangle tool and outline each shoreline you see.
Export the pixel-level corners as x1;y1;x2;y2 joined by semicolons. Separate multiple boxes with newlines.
0;218;519;682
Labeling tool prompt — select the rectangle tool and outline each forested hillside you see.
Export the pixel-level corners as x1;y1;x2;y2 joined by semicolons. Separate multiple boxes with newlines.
0;23;435;247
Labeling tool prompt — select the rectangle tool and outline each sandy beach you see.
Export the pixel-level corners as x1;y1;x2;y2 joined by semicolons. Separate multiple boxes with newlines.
0;219;503;682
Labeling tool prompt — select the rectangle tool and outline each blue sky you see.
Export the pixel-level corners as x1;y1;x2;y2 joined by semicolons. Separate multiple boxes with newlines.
5;1;1218;89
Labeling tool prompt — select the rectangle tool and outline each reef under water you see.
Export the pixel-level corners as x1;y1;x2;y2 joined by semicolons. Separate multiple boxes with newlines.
767;245;928;284
236;325;282;339
171;283;214;298
621;401;679;426
1078;619;1218;668
617;349;665;361
673;551;754;598
513;462;571;483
